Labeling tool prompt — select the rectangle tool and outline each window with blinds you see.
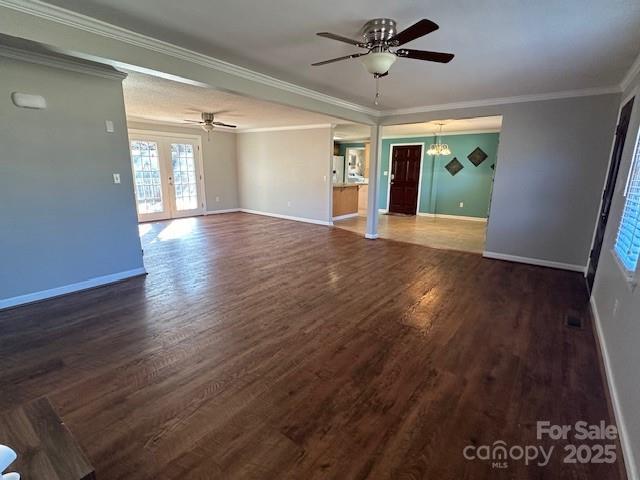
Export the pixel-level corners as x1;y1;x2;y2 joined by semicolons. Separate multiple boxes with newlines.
614;128;640;273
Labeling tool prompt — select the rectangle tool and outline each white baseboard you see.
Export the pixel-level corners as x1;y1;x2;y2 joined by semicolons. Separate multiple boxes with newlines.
482;251;586;273
365;233;379;240
239;209;333;226
333;213;359;221
590;297;638;480
0;267;148;311
417;212;488;222
378;209;388;213
205;208;240;215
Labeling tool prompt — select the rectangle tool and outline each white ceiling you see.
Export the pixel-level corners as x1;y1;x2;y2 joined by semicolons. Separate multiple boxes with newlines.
124;70;500;135
335;116;502;140
122;71;346;129
41;0;640;110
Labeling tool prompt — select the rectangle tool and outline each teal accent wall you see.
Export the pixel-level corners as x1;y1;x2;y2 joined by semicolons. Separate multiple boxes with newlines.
337;142;366;157
379;133;500;218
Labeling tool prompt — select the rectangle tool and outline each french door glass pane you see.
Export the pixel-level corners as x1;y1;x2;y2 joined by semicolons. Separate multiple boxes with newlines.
130;140;163;214
171;143;198;211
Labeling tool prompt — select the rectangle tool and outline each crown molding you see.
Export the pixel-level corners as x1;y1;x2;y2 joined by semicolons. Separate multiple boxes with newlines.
335;138;371;144
620;50;640;93
127;116;237;132
0;41;126;80
0;0;378;116
382;128;501;139
335;128;501;142
237;123;332;133
2;0;635;121
380;86;622;117
127;117;330;134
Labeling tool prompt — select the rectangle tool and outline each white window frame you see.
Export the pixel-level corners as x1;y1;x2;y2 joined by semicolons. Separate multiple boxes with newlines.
613;123;640;288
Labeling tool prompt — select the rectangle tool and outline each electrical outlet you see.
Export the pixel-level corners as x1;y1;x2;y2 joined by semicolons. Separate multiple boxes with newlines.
383;171;388;176
113;173;121;184
287;201;292;207
105;120;114;133
459;202;464;208
215;196;220;202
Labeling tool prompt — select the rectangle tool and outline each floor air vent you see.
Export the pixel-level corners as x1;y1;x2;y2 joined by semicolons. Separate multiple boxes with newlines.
565;314;583;329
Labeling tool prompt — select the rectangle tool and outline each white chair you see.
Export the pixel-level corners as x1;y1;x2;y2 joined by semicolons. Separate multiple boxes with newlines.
0;445;19;480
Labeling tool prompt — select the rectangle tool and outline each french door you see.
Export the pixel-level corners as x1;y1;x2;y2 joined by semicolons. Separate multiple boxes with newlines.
129;133;205;222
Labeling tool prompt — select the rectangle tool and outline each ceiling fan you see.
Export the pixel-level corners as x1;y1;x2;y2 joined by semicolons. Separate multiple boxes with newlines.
312;18;454;78
184;112;237;132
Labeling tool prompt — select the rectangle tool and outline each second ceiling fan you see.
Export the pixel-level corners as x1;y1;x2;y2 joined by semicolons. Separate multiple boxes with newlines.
184;112;237;132
312;18;454;78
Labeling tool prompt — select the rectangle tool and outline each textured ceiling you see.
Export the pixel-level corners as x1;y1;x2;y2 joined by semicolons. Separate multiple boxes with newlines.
122;71;345;129
335;116;502;140
41;0;640;109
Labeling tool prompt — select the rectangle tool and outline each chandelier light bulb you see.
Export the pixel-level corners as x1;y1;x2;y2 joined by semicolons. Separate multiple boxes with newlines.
428;123;451;156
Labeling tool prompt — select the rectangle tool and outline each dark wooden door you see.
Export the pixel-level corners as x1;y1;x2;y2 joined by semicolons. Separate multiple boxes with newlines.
586;97;635;293
389;145;422;215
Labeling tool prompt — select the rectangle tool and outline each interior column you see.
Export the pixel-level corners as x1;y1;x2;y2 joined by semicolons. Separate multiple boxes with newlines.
365;124;381;239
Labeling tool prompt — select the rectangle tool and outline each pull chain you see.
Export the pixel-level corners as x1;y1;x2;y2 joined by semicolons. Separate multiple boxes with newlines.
374;76;381;106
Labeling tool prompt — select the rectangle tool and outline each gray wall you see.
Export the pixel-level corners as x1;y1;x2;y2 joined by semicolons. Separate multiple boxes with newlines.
592;69;640;480
0;57;144;301
237;128;332;223
127;122;239;212
383;93;621;268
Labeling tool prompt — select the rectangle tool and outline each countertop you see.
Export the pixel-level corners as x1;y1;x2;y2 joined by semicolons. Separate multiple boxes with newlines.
333;182;368;188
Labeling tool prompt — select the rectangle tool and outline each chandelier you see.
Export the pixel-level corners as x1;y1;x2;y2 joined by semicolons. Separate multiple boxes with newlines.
427;123;451;156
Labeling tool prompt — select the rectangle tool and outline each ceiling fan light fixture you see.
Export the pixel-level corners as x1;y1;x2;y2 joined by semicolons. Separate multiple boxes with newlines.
360;51;397;75
201;123;214;132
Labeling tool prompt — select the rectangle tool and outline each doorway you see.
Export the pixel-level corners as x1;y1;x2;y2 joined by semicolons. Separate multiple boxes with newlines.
586;96;635;292
129;132;205;222
388;144;423;215
333;116;502;253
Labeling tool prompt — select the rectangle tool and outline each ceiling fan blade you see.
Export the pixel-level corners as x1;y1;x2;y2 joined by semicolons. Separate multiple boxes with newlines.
212;121;237;128
311;52;365;66
316;32;364;47
396;49;454;63
389;19;439;46
183;119;203;123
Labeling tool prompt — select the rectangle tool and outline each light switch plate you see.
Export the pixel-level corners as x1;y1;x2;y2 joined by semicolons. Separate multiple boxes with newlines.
113;173;121;184
105;120;114;133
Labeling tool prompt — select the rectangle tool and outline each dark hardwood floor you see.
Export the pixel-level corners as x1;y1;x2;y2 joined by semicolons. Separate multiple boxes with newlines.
0;213;625;479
